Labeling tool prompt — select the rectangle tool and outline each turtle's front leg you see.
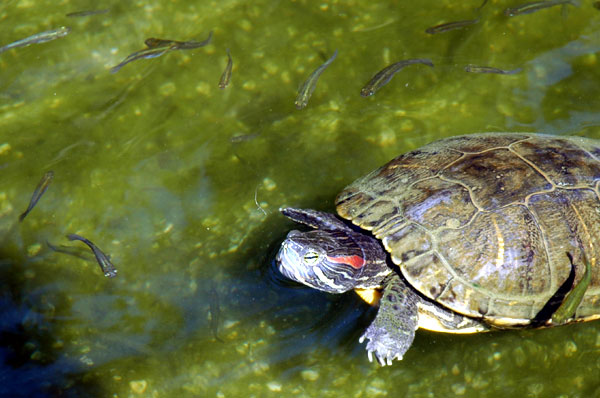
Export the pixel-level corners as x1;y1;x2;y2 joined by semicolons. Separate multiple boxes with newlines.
360;275;418;366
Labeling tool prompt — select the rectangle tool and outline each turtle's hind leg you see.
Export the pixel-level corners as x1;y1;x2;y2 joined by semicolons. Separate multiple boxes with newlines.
533;252;592;326
552;252;592;324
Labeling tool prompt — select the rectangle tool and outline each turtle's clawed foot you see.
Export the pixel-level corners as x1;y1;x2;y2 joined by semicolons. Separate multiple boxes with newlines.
360;326;407;366
359;275;418;366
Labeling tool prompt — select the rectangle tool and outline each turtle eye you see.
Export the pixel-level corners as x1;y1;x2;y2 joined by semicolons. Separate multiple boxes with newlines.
303;251;320;265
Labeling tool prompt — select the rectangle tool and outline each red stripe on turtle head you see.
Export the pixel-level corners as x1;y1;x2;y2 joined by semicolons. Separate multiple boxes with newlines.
326;255;365;269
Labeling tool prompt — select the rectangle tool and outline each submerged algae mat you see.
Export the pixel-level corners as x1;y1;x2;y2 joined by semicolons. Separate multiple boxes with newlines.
0;0;600;396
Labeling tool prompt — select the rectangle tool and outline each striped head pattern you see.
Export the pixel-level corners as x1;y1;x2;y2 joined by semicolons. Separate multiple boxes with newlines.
277;227;389;293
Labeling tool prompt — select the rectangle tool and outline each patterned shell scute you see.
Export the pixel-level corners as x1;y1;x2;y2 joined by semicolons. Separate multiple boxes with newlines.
440;147;552;210
401;178;477;230
336;133;600;324
511;136;600;187
336;144;465;222
436;206;549;320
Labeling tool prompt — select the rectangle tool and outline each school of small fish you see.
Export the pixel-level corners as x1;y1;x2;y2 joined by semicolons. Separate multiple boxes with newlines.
0;0;581;112
5;0;589;345
291;0;576;105
9;0;587;271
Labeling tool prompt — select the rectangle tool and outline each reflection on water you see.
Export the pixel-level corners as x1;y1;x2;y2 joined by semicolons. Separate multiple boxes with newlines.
1;0;600;397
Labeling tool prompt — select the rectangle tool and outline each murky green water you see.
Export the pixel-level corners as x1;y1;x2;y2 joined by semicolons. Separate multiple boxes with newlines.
1;0;600;396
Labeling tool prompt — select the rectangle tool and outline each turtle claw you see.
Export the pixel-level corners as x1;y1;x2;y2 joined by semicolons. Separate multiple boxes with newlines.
364;340;392;366
360;328;405;366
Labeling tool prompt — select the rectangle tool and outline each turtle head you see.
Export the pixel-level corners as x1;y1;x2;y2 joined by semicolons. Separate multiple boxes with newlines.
277;218;390;294
277;229;367;293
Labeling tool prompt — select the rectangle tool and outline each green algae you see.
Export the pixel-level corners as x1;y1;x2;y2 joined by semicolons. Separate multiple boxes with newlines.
0;0;600;397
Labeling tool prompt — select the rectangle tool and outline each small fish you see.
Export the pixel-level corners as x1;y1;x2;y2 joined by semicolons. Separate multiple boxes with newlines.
295;49;338;110
504;0;574;16
110;46;172;74
67;234;118;278
144;31;213;50
0;27;70;54
19;171;54;222
476;0;490;11
229;132;260;143
360;58;434;97
47;240;91;261
144;38;176;48
425;18;480;34
172;31;213;50
464;64;522;74
208;286;224;342
218;49;233;89
112;31;213;73
66;9;110;18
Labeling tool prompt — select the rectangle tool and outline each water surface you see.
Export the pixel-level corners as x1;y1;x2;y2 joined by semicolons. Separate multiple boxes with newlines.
1;0;600;397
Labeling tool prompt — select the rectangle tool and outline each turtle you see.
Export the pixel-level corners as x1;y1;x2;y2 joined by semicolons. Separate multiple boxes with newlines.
276;132;600;365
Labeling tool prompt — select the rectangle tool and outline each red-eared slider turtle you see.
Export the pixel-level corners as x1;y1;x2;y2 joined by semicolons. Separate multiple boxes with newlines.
276;133;600;365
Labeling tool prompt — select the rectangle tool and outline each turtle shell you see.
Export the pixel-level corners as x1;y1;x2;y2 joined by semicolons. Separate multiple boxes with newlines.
336;133;600;327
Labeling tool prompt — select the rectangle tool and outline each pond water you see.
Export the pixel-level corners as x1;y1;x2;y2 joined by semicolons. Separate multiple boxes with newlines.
1;0;600;397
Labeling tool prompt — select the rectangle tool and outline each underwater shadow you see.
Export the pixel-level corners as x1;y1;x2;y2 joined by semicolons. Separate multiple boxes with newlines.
0;236;106;397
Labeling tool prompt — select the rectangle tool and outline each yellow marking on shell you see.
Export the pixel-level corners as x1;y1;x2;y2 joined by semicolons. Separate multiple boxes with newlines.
491;214;504;268
416;303;487;334
463;286;473;305
354;288;381;306
486;316;530;328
